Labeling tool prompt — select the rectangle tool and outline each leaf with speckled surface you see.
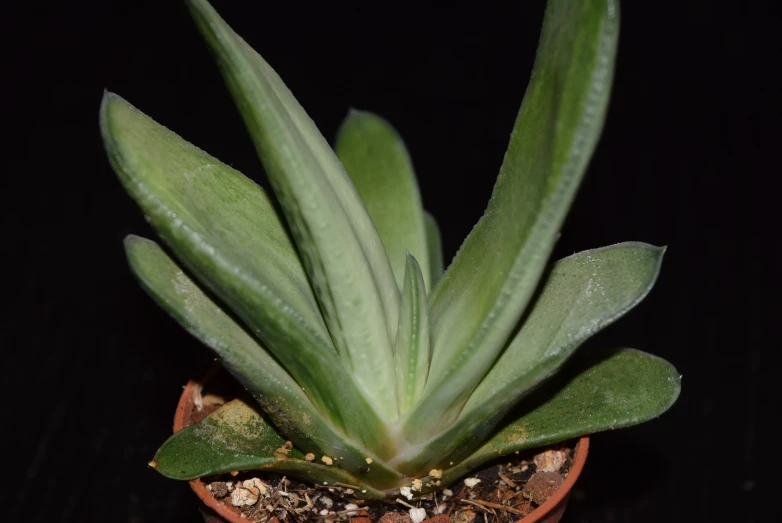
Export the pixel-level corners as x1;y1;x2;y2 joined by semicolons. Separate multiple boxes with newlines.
101;93;390;452
393;242;664;474
125;236;403;485
431;348;681;489
154;399;390;498
187;0;401;421
405;0;621;441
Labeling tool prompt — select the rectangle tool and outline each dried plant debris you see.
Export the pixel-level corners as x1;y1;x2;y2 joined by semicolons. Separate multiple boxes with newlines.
205;442;575;523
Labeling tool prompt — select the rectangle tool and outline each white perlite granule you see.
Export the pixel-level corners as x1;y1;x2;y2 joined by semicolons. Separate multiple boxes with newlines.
409;507;427;523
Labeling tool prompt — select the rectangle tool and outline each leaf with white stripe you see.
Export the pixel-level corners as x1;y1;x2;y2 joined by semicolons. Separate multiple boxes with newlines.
394;254;431;413
101;94;390;451
188;0;400;419
126;236;403;468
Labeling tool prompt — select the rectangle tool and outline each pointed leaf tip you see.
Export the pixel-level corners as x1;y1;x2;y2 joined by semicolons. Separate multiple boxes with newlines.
394;254;430;413
123;235;402;478
102;90;395;450
188;0;403;419
336;108;432;291
406;0;621;441
395;242;664;473
427;347;679;481
154;399;394;497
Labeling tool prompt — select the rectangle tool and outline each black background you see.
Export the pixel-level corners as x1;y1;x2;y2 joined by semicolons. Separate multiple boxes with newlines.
3;1;778;522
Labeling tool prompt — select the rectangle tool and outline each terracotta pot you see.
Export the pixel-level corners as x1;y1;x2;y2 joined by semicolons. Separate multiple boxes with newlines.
173;380;589;523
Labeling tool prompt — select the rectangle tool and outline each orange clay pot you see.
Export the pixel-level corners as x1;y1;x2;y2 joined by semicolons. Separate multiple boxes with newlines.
173;380;589;523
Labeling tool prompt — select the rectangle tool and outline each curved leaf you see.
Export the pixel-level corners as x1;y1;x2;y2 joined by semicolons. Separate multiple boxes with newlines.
406;0;620;441
154;399;393;497
187;0;400;419
466;243;664;413
100;94;389;452
392;242;664;473
335;109;430;291
126;235;403;482
429;348;681;485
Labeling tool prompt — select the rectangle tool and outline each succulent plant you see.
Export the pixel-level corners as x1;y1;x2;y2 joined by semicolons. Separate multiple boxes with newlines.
101;0;680;499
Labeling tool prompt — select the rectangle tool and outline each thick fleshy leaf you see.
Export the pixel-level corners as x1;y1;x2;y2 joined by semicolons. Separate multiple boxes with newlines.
187;0;401;419
465;243;664;414
424;348;681;486
100;93;390;452
394;255;431;413
153;399;393;497
126;235;403;479
405;0;620;441
424;212;444;289
335;110;430;291
391;242;664;473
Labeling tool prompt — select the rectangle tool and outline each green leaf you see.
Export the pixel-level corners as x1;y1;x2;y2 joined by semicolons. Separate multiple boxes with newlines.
392;242;664;473
394;255;431;413
465;243;664;413
424;212;444;288
153;399;392;497
405;0;620;441
187;0;401;419
125;235;403;482
335;109;431;291
100;93;389;453
429;348;681;486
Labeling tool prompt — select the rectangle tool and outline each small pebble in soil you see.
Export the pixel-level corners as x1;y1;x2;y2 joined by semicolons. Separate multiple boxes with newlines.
243;477;267;495
452;509;476;523
378;512;412;523
408;507;426;523
208;482;229;498
532;449;568;473
522;471;565;505
204;438;576;522
231;486;259;506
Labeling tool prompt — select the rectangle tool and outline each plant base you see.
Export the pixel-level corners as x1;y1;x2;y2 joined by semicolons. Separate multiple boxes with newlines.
173;374;589;523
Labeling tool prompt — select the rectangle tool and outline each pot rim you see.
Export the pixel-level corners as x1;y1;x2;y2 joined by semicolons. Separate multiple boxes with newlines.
173;380;589;523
